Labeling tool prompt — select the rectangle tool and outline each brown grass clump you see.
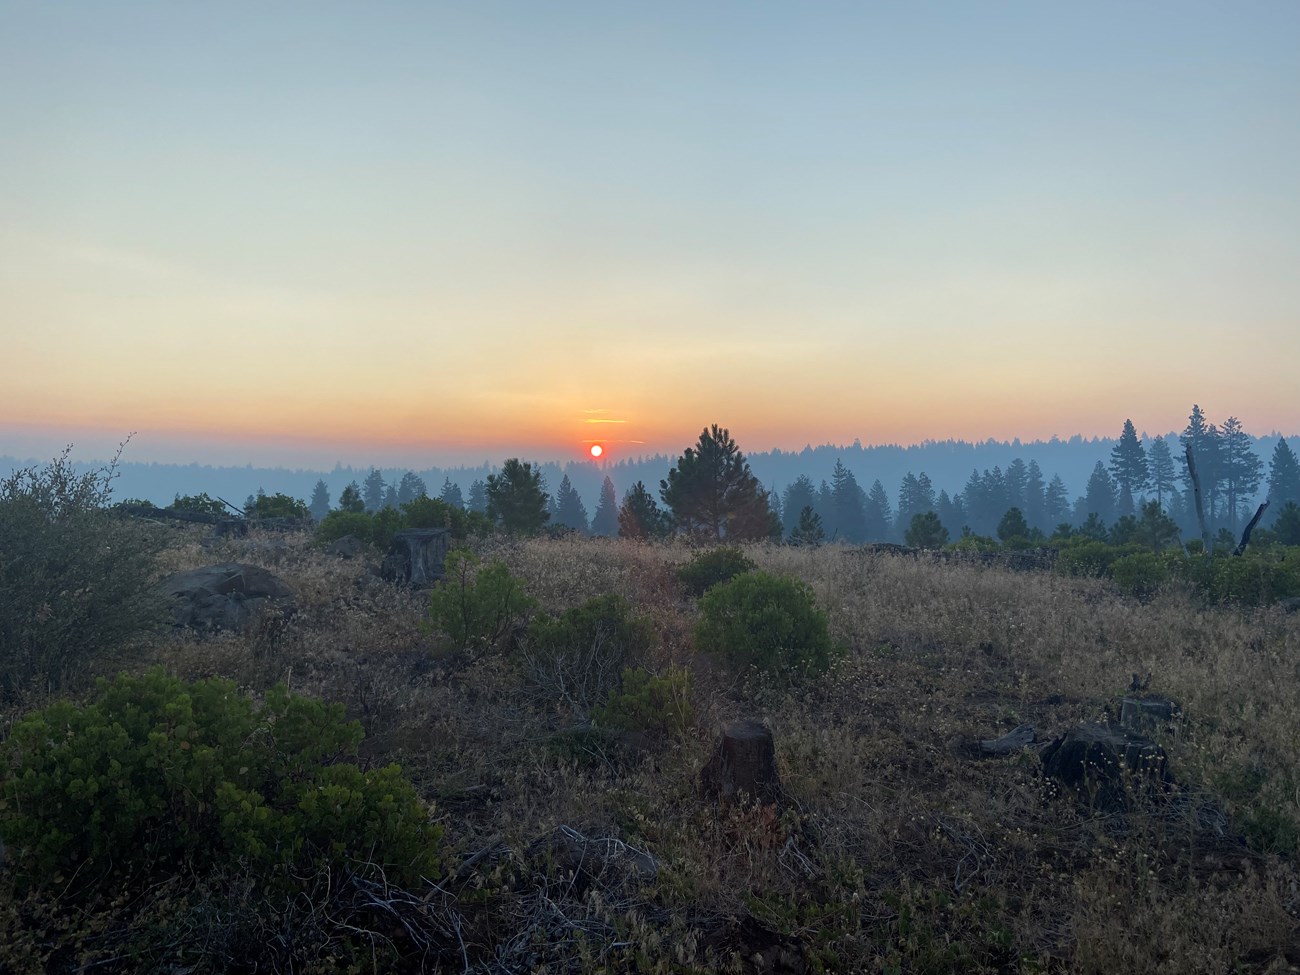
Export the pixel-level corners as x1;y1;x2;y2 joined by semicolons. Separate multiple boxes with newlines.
4;530;1299;972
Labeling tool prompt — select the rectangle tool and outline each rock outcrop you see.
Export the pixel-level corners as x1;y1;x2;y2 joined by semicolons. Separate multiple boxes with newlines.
160;563;296;633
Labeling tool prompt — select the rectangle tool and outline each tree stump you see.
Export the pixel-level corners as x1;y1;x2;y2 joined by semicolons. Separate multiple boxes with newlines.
700;719;781;805
1041;723;1168;811
381;528;449;586
1119;696;1181;735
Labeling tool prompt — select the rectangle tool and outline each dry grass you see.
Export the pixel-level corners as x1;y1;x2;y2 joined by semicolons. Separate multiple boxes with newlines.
11;528;1300;973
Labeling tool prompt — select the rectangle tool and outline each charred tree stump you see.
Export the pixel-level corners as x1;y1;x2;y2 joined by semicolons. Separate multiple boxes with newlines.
1041;723;1169;812
700;719;781;805
381;528;449;586
1185;445;1213;557
1234;501;1270;556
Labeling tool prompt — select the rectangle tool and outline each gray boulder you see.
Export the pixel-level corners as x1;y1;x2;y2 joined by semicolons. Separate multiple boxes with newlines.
326;534;365;559
160;563;296;632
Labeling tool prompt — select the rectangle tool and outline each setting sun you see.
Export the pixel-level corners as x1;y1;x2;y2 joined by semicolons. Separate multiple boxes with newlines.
590;444;603;458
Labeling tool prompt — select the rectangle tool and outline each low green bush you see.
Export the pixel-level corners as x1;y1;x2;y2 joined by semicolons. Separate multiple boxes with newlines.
169;492;227;516
426;549;536;651
247;491;310;519
1054;539;1144;577
1109;551;1172;599
696;570;839;681
315;499;491;550
315;509;375;545
1197;550;1300;607
0;669;441;898
593;666;694;739
676;546;756;598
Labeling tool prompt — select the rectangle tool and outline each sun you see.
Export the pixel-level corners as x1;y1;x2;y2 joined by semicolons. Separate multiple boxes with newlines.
589;444;604;458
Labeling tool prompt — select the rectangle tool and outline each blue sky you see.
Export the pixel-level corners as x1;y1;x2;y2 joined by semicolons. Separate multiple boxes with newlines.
2;2;1296;467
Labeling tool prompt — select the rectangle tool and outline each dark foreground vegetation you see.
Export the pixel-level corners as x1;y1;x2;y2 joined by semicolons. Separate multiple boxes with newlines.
2;448;1299;974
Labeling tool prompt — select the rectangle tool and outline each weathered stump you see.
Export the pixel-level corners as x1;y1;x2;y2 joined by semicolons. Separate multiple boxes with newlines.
1041;723;1168;811
381;528;449;585
700;719;781;805
1119;696;1181;734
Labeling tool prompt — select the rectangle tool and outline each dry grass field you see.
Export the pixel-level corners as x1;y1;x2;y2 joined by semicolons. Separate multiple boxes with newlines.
11;525;1300;973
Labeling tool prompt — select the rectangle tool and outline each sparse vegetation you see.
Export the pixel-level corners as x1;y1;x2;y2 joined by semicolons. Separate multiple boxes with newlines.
3;516;1299;973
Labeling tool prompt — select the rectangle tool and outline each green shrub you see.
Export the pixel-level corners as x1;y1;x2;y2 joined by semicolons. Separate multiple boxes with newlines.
593;666;694;739
676;546;756;598
315;509;375;545
0;448;165;700
247;491;309;519
947;532;1000;555
1109;551;1172;599
401;495;491;540
426;549;536;651
1198;551;1300;606
0;669;441;898
370;505;406;548
1054;539;1143;577
696;570;839;681
169;492;227;516
521;594;652;715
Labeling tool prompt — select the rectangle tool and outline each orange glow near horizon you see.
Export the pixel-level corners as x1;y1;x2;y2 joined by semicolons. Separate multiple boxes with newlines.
590;444;603;458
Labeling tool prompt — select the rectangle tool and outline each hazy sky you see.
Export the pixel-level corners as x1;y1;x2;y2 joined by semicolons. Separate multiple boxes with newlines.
2;2;1297;467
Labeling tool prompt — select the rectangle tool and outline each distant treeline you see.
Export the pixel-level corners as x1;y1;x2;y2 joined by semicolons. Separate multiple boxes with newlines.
4;407;1296;543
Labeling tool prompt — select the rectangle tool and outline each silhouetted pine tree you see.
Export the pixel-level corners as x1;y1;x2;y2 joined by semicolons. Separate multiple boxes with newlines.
1108;419;1149;517
1044;475;1070;527
619;481;667;539
830;460;867;542
782;475;819;538
552;474;589;534
467;479;488;514
486;460;550;534
1148;434;1177;507
338;481;365;513
1181;405;1224;529
308;479;330;521
789;506;825;546
1077;461;1117;525
935;489;965;539
591;476;619;536
1004;459;1028;514
863;479;892;541
397;472;428;505
363;469;386;513
1218;416;1263;532
660;425;771;541
1268;438;1300;522
439;478;465;509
